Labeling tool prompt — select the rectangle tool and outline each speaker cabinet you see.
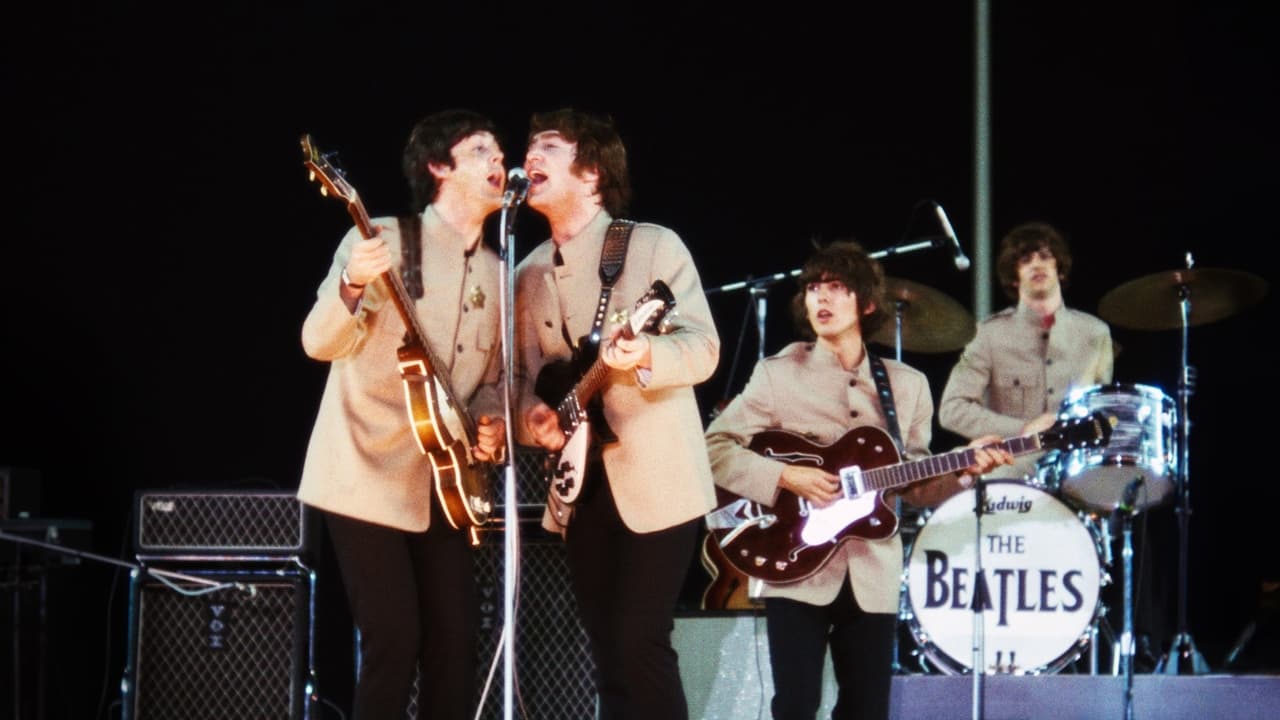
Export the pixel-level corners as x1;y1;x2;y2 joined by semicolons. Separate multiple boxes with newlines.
468;526;597;720
122;565;314;719
133;490;311;556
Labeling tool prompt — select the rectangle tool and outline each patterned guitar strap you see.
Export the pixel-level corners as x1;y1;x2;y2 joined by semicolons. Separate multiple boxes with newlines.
548;219;635;524
559;219;637;350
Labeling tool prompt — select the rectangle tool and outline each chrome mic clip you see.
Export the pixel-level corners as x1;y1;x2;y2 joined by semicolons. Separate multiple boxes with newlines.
502;167;530;208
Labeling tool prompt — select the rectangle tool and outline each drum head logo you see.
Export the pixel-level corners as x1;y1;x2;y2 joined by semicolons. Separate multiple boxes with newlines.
906;483;1102;674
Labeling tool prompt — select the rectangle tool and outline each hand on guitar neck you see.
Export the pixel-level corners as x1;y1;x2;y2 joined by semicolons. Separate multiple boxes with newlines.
599;323;652;373
343;231;395;288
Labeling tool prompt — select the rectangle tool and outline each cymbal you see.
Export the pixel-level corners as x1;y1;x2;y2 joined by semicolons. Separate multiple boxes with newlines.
1098;267;1268;330
868;277;975;353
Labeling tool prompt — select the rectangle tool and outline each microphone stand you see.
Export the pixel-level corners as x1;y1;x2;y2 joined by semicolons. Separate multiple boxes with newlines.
1;530;270;715
703;238;939;399
496;199;523;720
704;239;940;298
970;478;987;720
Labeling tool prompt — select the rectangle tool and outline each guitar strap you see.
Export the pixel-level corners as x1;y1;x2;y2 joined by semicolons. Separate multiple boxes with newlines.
398;214;424;299
867;351;906;455
561;219;636;350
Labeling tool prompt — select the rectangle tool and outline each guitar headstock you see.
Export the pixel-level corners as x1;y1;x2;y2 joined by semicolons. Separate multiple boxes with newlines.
301;134;360;209
628;280;678;337
1042;410;1113;452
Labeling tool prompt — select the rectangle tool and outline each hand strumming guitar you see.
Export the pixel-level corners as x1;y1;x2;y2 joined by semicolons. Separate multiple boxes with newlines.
779;465;842;508
524;402;566;452
473;416;507;462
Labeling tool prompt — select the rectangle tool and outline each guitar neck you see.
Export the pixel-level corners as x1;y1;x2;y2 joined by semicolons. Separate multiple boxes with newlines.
345;202;475;439
556;322;640;421
858;433;1044;493
563;358;609;415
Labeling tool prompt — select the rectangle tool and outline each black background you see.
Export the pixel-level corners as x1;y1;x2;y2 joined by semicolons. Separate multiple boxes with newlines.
3;2;1278;717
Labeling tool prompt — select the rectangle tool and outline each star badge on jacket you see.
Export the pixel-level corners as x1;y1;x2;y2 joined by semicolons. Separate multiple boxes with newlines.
469;285;486;309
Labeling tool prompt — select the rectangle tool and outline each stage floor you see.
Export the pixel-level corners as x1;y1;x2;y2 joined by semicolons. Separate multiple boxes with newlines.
674;616;1280;720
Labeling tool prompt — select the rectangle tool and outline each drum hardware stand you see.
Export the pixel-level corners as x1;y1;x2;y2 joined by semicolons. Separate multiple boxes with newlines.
1117;476;1144;720
1155;254;1210;675
1086;510;1116;676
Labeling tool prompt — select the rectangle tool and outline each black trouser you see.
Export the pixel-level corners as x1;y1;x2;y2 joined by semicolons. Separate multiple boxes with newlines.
325;505;478;720
765;579;895;720
564;473;699;720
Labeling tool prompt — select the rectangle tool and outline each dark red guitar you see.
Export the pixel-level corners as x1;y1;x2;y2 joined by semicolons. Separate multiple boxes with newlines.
705;413;1109;585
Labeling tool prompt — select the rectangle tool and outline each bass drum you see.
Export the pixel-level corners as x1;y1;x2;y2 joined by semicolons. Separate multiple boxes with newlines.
903;482;1104;675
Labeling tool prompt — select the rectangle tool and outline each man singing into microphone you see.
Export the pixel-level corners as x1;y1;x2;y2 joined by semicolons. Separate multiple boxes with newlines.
298;109;507;719
514;108;720;719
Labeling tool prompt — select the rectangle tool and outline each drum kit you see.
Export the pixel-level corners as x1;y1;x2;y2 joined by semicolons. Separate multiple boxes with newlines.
870;260;1269;678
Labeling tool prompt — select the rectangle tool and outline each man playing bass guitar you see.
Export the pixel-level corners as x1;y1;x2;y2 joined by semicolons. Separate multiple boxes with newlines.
298;109;507;720
704;240;1011;720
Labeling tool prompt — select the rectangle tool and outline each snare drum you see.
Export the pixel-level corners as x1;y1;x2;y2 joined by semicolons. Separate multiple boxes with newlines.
1056;383;1176;511
904;482;1104;675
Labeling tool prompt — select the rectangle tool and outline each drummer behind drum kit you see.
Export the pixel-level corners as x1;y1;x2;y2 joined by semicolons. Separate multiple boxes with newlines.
710;258;1269;678
902;259;1269;677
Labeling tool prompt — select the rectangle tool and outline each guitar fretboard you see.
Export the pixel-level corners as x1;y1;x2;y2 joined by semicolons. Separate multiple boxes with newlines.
860;434;1043;492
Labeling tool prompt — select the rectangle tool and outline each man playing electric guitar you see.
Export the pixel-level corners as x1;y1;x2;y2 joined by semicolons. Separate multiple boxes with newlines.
704;240;1011;720
515;109;720;720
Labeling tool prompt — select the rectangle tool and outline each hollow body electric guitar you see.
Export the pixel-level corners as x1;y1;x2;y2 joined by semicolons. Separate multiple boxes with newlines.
534;280;677;505
301;134;493;531
705;412;1111;585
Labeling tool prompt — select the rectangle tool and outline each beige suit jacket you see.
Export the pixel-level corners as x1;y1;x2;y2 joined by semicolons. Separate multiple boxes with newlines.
515;209;720;534
938;304;1113;479
704;342;935;613
298;206;503;531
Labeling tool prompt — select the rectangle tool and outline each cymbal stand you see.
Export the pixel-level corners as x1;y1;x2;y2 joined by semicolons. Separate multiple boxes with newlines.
1156;254;1210;675
884;297;910;672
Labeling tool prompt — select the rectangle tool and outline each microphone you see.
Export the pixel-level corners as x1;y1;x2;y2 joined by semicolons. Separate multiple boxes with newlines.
503;167;530;208
933;202;970;271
